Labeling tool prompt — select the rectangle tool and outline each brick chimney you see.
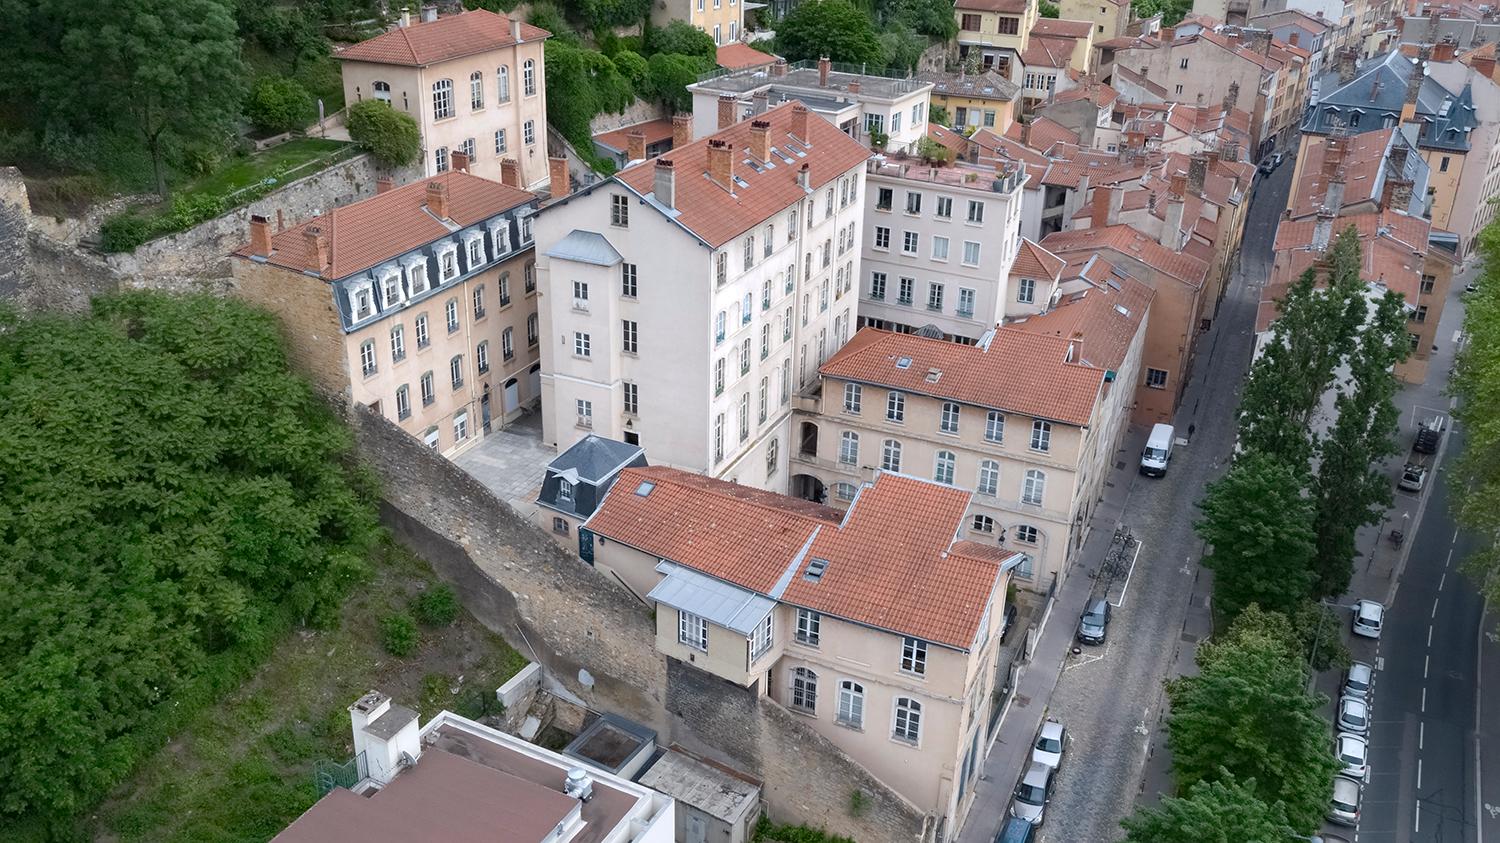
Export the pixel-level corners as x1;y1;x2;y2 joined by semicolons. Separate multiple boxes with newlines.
749;119;772;161
1289;31;1300;46
304;224;330;273
1188;154;1208;196
1393;179;1414;208
672;112;693;148
797;162;811;190
1020;118;1033;148
1389;142;1410;179
376;175;395;194
790;102;811;143
707;139;735;191
451;150;470;173
717;95;737;130
500;157;521;188
1160;25;1175;42
848;79;861;94
818;56;831;87
1091;185;1123;227
1380;175;1409;210
249;214;273;256
549;156;570;198
1339;48;1358;84
626;130;646;162
426;180;449;219
1169;169;1188;198
1161;194;1185;248
1473;53;1498;80
654;158;676;209
1434;37;1457;63
1322;135;1346;178
772;58;788;77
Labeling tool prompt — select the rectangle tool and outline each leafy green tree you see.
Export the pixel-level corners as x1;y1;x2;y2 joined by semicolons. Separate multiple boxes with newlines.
928;104;950;125
879;0;959;41
775;0;885;66
1039;0;1061;17
1451;221;1500;602
247;76;315;134
0;293;378;827
1197;453;1317;619
1132;0;1193;24
544;40;635;171
527;2;575;43
878;23;927;72
1289;599;1352;672
1121;772;1291;843
613;48;651;91
575;0;653;29
647;53;709;112
1166;606;1340;834
647;20;718;60
347;100;422;168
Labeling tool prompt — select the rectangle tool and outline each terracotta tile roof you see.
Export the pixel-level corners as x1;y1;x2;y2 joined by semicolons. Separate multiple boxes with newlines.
820;327;1107;426
716;42;778;70
926;124;972;161
971;128;1049;169
1005;116;1079;151
1177;12;1221;28
1038;148;1151;188
1012;238;1067;280
613;101;870;248
232;171;536;279
1041;223;1209;287
955;0;1028;11
1022;35;1076;69
587;467;1013;649
1005;263;1153;372
1289;129;1397;219
593;119;676;154
336;10;549;67
1051;80;1120;108
1032;18;1096;38
1097;35;1160;51
1112;64;1170;98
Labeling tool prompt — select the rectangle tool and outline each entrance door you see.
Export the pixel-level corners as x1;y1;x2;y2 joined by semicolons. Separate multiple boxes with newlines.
577;527;595;565
481;385;492;434
528;363;541;401
686;813;707;843
503;377;520;414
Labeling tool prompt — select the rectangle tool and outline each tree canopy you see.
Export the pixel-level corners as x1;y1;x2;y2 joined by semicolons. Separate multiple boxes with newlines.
1121;772;1292;843
1452;219;1500;601
775;0;885;66
0;293;379;827
1196;453;1317;619
347;100;423;168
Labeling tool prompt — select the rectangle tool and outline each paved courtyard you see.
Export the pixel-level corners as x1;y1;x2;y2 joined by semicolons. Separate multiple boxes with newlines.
453;410;555;519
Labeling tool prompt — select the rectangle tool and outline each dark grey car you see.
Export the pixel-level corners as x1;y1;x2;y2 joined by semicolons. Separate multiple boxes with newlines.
1076;598;1110;645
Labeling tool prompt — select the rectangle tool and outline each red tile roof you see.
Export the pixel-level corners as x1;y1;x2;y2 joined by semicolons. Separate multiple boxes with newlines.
926;124;973;162
1033;18;1095;37
1051;80;1121;108
1022;34;1076;69
587;468;1014;649
971;128;1050;169
1012;238;1067;281
336;10;549;67
1289;130;1397;219
1041;223;1209;287
1005;264;1154;372
233;171;536;279
716;42;778;70
593;119;676;154
820;327;1107;426
613;101;871;248
1005;116;1080;151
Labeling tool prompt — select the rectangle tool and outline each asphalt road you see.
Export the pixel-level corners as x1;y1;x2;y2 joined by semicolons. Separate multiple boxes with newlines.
1032;159;1296;842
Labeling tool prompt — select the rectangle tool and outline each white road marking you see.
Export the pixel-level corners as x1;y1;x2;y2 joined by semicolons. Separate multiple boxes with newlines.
1430;625;1435;647
1425;655;1430;678
1434;599;1441;619
1376;656;1385;671
1108;540;1144;608
1420;720;1425;749
1416;799;1423;833
1440;572;1448;591
1477;604;1488;843
1423;687;1428;712
1419;758;1424;789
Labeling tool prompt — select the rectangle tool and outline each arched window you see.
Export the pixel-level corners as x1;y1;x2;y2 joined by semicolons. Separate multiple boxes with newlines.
790;667;818;713
470;70;484;110
373;80;392;103
934;450;956;485
839;431;860;465
523;59;537;96
432;78;454;119
395;384;411;420
887;390;905;422
837;681;865;728
833;482;858;501
881;439;902;472
766;438;779;474
1022;469;1046;506
893;697;922;744
476;340;490;373
977;459;999;496
497;65;511;102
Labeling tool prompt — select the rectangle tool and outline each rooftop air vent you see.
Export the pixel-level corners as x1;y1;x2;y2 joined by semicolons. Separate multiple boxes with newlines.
896;356;913;369
926;368;942;383
635;480;656;497
564;768;594;802
804;558;829;581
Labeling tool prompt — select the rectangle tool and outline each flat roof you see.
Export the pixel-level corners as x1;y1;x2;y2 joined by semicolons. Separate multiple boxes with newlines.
638;750;760;824
692;59;929;99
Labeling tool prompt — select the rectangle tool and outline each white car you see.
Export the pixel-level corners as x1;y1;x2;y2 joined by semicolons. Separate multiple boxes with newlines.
1010;762;1053;825
1343;661;1373;700
1337;695;1370;736
1336;732;1369;780
1353;599;1385;638
1032;719;1065;770
1328;776;1362;826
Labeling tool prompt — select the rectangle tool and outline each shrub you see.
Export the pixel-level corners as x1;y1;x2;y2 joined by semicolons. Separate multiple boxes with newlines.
411;584;459;627
247;76;315;134
380;613;419;656
346;100;421;168
646;20;716;61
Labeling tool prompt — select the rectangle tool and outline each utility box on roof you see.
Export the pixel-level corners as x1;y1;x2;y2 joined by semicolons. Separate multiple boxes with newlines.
637;748;762;843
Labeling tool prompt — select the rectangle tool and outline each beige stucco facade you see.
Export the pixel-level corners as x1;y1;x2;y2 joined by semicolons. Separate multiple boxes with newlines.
955;2;1040;80
1058;0;1130;39
653;0;745;46
1114;36;1278;155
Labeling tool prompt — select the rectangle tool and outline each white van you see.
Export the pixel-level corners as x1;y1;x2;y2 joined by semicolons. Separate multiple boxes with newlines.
1140;423;1174;476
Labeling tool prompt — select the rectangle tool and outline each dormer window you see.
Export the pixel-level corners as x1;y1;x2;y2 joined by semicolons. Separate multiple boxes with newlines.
490;220;511;255
440;249;458;281
348;283;375;321
521;215;534;244
407;259;429;295
467;237;484;267
379;269;403;306
558;478;574;502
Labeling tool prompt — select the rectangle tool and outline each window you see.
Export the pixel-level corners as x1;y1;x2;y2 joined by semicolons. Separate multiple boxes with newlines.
717;253;728;287
501;328;514;361
927;282;944;311
743;235;755;270
524;261;535;292
557;478;574;503
1421;274;1436;294
905;191;922;214
373;80;391;103
470;71;484;110
359;339;378;376
882;439;902;472
441;251;458;281
432;78;454;119
962;12;981;30
715;311;726;345
1017;277;1036;304
423;427;440;449
446;299;460;332
574;332;591;357
740;337;751;374
833;481;858;501
900;637;927;675
1179;57;1189;69
902;231;919;254
738;393;750;441
1030;419;1051;452
788;210;798;240
620;263;638;298
758;378;769;422
714;358;725;396
1022;469;1046;505
893;698;922;744
420;371;435;406
795;608;821;646
395;385;411;420
963;241;981;266
822;238;832;268
610;194;629;227
415;314;431;348
932;236;950;261
713;23;721;44
977;459;999;496
497;65;510;102
839;431;860;465
898;277;914;305
766;436;778;475
876;187;893;210
435;146;449;172
891;112;902;134
678;611;708;651
870;272;887;300
613;381;635;418
972;514;995;533
577;398;593;428
454;410;469;441
1145;368;1169;389
763;224;774;257
1415;304;1429;323
494;128;508;154
760;324;770;359
1016;524;1039;544
783;306;793;340
750;613;774;661
390;324;406;362
622;320;639;354
934;450;956;484
958;288;975;318
837;681;865;728
790;667;818;712
825;188;834;219
986;411;1004;442
472;283;486;318
743;292;753;324
523;59;536;96
477;340;491;373
527;314;538;346
967;200;985;223
1441;155;1451;173
939;401;960;434
874;226;891;249
935;196;953;218
887;391;905;422
449;355;464;389
843;382;862;413
523;119;535;145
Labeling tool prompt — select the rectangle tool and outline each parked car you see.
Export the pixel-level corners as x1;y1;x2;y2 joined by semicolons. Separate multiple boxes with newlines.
1000;602;1019;643
1328;776;1362;826
1032;719;1066;770
1352;599;1385;638
1312;836;1352;843
1399;462;1428;492
1343;661;1373;700
995;816;1036;843
1414;416;1446;454
1076;598;1111;645
1010;762;1054;825
1336;732;1369;780
1337;695;1370;735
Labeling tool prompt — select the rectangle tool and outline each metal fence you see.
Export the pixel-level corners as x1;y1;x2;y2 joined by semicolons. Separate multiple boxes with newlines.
313;751;367;798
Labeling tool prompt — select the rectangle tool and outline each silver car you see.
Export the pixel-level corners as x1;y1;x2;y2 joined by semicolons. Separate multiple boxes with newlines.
1337;695;1370;736
1032;719;1065;770
1335;732;1369;780
1328;775;1362;826
1010;762;1053;825
1343;661;1373;700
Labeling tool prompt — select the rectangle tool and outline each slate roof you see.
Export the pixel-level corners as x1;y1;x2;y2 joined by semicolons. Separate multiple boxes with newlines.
1305;51;1476;151
546;435;643;484
336;9;549;66
545;230;623;266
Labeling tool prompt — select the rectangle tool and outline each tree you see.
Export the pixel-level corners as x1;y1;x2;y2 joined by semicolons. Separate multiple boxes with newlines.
928;104;950;126
247;76;315;134
1121;772;1292;843
1196;453;1317;620
1166;607;1341;834
1309;288;1409;598
347;100;422;168
878;0;959;41
646;19;717;61
574;0;653;29
1451;220;1500;602
1039;0;1061;17
775;0;885;66
1132;0;1193;24
646;52;708;112
878;23;927;72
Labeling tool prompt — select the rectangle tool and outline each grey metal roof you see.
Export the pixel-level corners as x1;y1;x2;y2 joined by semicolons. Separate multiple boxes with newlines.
547;434;643;484
647;561;775;636
1304;51;1475;151
638;750;761;823
545;229;623;266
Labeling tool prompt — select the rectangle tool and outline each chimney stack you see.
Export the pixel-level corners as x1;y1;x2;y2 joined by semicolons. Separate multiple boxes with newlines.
1090;185;1110;227
1188;154;1208;196
1434;37;1457;63
1289;31;1300;46
399;6;410;27
1339;48;1358;84
420;4;437;23
790;102;811;143
1324;161;1346;213
848;79;861;94
511;17;522;43
451;150;470;173
1312;207;1335;251
626;130;646;163
772;58;789;77
500;157;521;188
1160;25;1176;42
1169;169;1188;198
1020;118;1033;148
249;214;273;256
1473;53;1498;80
797;162;811;190
672;112;693;148
749;119;772;161
654;158;676;209
1388;141;1409;179
376;175;395;194
304;224;330;273
818;56;831;87
1393;179;1414;208
753;90;769;115
1321;135;1346;178
717;95;737;130
707;139;735;191
1161;194;1185;248
426;180;449;219
549;156;570;198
